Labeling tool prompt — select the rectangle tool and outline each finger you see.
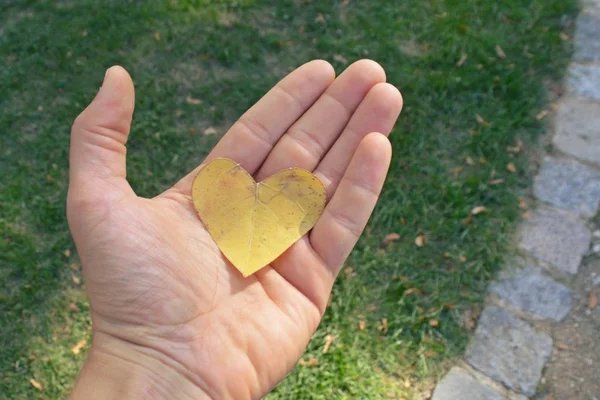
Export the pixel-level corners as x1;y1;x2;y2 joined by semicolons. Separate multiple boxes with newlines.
255;59;386;181
69;66;135;196
172;60;335;194
314;82;402;199
310;133;392;274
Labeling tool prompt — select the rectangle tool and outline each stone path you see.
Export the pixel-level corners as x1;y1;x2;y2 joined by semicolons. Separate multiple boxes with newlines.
431;3;600;399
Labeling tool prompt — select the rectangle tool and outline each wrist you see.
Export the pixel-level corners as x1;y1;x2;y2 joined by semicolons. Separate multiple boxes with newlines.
70;331;211;400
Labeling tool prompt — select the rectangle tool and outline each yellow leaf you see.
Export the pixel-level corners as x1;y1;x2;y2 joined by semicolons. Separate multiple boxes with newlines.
507;162;517;173
192;158;326;277
429;319;439;327
63;249;71;257
29;378;43;391
456;54;468;67
71;339;87;355
359;320;366;330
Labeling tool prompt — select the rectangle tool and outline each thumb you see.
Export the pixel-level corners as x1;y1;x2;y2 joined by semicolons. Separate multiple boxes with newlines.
69;66;135;193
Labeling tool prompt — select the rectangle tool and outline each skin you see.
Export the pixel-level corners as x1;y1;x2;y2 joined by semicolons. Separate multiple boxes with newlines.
67;59;403;400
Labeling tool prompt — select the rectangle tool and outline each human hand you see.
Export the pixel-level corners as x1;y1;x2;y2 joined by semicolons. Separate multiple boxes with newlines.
67;60;402;399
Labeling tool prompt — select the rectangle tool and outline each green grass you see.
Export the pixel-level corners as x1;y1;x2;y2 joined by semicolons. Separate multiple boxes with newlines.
0;0;577;398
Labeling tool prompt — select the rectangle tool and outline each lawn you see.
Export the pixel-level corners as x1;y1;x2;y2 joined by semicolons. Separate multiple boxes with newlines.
0;0;577;398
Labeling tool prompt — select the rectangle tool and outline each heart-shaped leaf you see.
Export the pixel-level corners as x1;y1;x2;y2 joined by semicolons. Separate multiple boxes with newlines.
192;158;326;277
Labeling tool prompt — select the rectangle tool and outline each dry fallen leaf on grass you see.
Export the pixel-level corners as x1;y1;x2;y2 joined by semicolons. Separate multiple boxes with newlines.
463;310;476;330
377;318;388;334
588;291;598;309
475;114;489;127
185;96;203;105
536;110;549;120
192;158;326;277
429;319;439;327
519;198;528;209
456;54;468;67
29;378;43;391
359;320;366;331
415;235;425;247
423;350;437;357
72;276;81;285
299;358;319;367
453;166;464;178
471;206;488;215
404;288;423;296
506;162;517;173
68;303;79;312
333;54;348;65
323;335;335;353
203;127;218;136
506;138;524;153
489;179;505;185
315;13;325;23
465;156;475;165
344;267;355;279
153;31;160;41
63;249;71;258
71;339;87;355
459;255;467;263
495;44;506;59
382;232;401;246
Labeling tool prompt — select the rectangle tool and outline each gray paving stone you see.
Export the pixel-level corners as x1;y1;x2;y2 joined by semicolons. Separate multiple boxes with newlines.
431;367;504;400
465;306;552;397
490;268;572;321
534;158;600;218
519;208;591;274
574;14;600;62
568;64;600;102
553;98;600;167
581;0;600;14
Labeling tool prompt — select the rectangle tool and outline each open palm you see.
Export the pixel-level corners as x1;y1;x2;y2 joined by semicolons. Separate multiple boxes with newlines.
67;60;402;399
